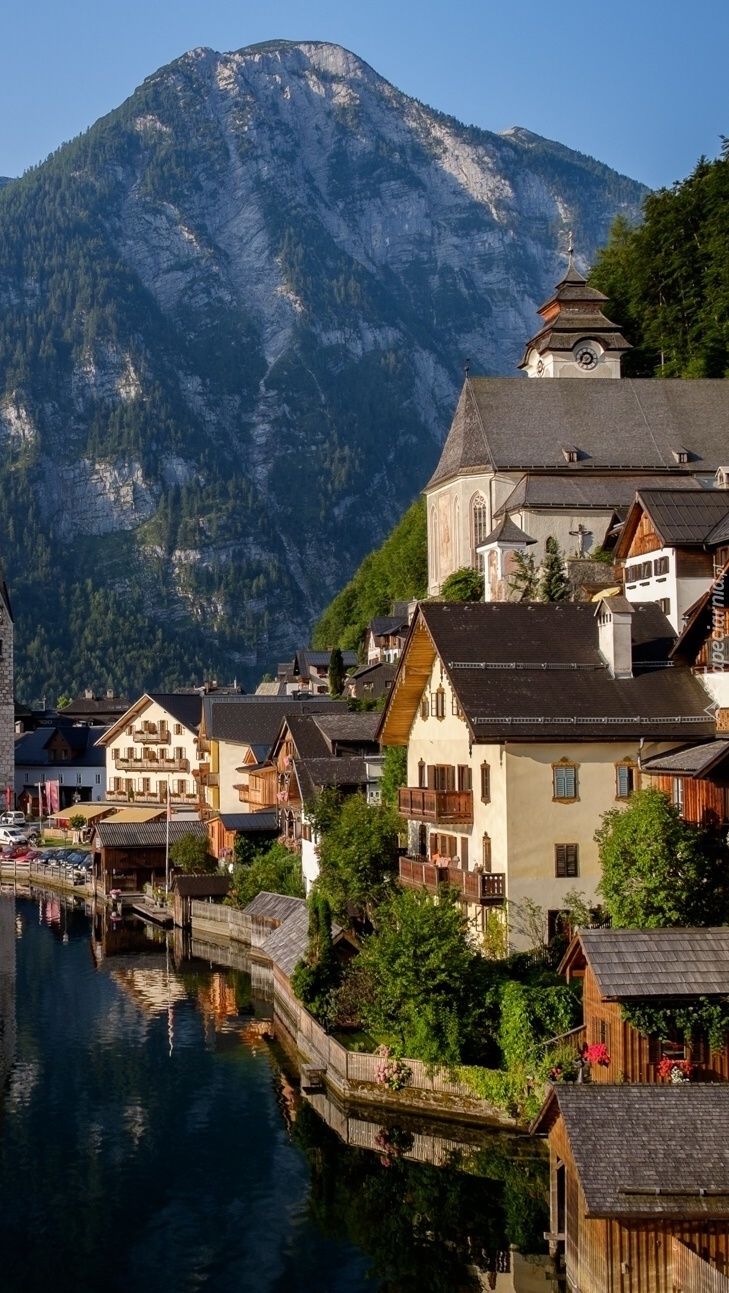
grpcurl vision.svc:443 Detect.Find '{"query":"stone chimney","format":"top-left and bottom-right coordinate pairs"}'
top-left (84, 688), bottom-right (93, 699)
top-left (595, 596), bottom-right (634, 679)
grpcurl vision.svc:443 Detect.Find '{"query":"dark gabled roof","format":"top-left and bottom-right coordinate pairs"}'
top-left (616, 488), bottom-right (729, 557)
top-left (95, 820), bottom-right (208, 849)
top-left (147, 693), bottom-right (202, 732)
top-left (173, 875), bottom-right (230, 898)
top-left (63, 695), bottom-right (130, 718)
top-left (641, 740), bottom-right (729, 778)
top-left (295, 757), bottom-right (368, 803)
top-left (564, 927), bottom-right (729, 999)
top-left (280, 713), bottom-right (332, 760)
top-left (14, 723), bottom-right (110, 768)
top-left (427, 378), bottom-right (729, 489)
top-left (671, 563), bottom-right (729, 664)
top-left (378, 601), bottom-right (716, 744)
top-left (477, 515), bottom-right (536, 547)
top-left (294, 649), bottom-right (358, 673)
top-left (260, 901), bottom-right (344, 978)
top-left (348, 661), bottom-right (397, 680)
top-left (312, 712), bottom-right (381, 744)
top-left (498, 473), bottom-right (702, 516)
top-left (217, 812), bottom-right (278, 832)
top-left (533, 1085), bottom-right (729, 1218)
top-left (242, 892), bottom-right (307, 922)
top-left (369, 616), bottom-right (409, 637)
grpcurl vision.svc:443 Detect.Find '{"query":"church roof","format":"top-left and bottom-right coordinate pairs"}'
top-left (497, 473), bottom-right (702, 515)
top-left (426, 378), bottom-right (729, 489)
top-left (519, 259), bottom-right (631, 366)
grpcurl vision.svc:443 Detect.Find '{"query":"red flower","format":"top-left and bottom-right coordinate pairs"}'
top-left (582, 1043), bottom-right (611, 1067)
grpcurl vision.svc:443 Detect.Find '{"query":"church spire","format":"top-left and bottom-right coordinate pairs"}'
top-left (519, 243), bottom-right (631, 378)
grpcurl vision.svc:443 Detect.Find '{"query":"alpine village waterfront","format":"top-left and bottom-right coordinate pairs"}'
top-left (3, 42), bottom-right (729, 1293)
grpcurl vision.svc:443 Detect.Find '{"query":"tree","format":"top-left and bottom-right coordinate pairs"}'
top-left (359, 887), bottom-right (490, 1065)
top-left (538, 537), bottom-right (571, 602)
top-left (378, 746), bottom-right (407, 807)
top-left (56, 694), bottom-right (71, 709)
top-left (69, 814), bottom-right (86, 831)
top-left (440, 566), bottom-right (484, 602)
top-left (595, 788), bottom-right (729, 927)
top-left (328, 647), bottom-right (346, 697)
top-left (169, 831), bottom-right (218, 874)
top-left (315, 793), bottom-right (401, 922)
top-left (291, 891), bottom-right (338, 1022)
top-left (228, 841), bottom-right (305, 907)
top-left (508, 550), bottom-right (539, 600)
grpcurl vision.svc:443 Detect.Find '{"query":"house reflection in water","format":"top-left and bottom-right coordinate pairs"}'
top-left (533, 1084), bottom-right (729, 1293)
top-left (0, 892), bottom-right (15, 1090)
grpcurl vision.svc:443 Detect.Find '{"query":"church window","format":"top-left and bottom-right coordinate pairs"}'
top-left (452, 499), bottom-right (461, 568)
top-left (429, 506), bottom-right (439, 584)
top-left (470, 494), bottom-right (489, 565)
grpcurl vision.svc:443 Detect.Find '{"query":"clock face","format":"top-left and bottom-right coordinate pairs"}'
top-left (576, 346), bottom-right (598, 371)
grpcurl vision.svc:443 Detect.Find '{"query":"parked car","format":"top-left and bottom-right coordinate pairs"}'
top-left (0, 828), bottom-right (29, 846)
top-left (0, 811), bottom-right (26, 826)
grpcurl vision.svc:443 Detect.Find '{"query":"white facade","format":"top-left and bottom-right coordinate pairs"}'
top-left (622, 545), bottom-right (712, 633)
top-left (522, 336), bottom-right (622, 380)
top-left (99, 697), bottom-right (201, 809)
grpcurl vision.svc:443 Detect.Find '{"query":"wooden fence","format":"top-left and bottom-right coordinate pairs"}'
top-left (673, 1239), bottom-right (729, 1293)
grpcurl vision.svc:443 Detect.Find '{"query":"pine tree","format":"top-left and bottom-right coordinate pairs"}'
top-left (328, 647), bottom-right (346, 696)
top-left (508, 551), bottom-right (539, 601)
top-left (539, 537), bottom-right (571, 602)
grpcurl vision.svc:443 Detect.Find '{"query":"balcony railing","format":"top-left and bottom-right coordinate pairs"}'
top-left (133, 728), bottom-right (170, 744)
top-left (114, 756), bottom-right (189, 772)
top-left (398, 856), bottom-right (505, 903)
top-left (397, 787), bottom-right (473, 825)
top-left (107, 789), bottom-right (198, 804)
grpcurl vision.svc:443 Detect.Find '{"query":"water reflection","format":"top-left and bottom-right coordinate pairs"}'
top-left (0, 893), bottom-right (551, 1293)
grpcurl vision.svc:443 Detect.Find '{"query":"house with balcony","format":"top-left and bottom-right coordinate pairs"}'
top-left (286, 649), bottom-right (359, 696)
top-left (197, 696), bottom-right (345, 816)
top-left (559, 927), bottom-right (729, 1084)
top-left (614, 487), bottom-right (729, 631)
top-left (376, 598), bottom-right (717, 949)
top-left (96, 694), bottom-right (203, 810)
top-left (365, 610), bottom-right (411, 664)
top-left (532, 1084), bottom-right (729, 1293)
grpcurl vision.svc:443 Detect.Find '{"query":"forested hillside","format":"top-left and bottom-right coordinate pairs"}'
top-left (312, 499), bottom-right (426, 649)
top-left (0, 40), bottom-right (645, 701)
top-left (590, 142), bottom-right (729, 376)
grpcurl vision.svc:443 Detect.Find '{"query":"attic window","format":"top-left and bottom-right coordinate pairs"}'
top-left (671, 447), bottom-right (689, 465)
top-left (560, 444), bottom-right (579, 464)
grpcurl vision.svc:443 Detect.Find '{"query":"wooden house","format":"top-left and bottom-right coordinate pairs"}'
top-left (560, 928), bottom-right (729, 1083)
top-left (93, 819), bottom-right (209, 894)
top-left (206, 811), bottom-right (278, 861)
top-left (641, 738), bottom-right (729, 827)
top-left (532, 1084), bottom-right (729, 1293)
top-left (173, 874), bottom-right (230, 928)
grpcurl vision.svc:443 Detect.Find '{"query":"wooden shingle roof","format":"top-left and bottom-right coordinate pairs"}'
top-left (95, 820), bottom-right (208, 849)
top-left (563, 927), bottom-right (729, 999)
top-left (173, 875), bottom-right (230, 898)
top-left (533, 1085), bottom-right (729, 1218)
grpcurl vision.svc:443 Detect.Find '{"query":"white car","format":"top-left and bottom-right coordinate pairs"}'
top-left (0, 812), bottom-right (26, 826)
top-left (0, 827), bottom-right (29, 845)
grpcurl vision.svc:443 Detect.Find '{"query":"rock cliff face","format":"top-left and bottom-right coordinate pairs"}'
top-left (0, 41), bottom-right (646, 697)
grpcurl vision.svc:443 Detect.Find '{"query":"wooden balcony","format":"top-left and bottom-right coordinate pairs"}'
top-left (133, 728), bottom-right (170, 744)
top-left (248, 766), bottom-right (278, 809)
top-left (114, 756), bottom-right (189, 772)
top-left (398, 856), bottom-right (505, 903)
top-left (397, 787), bottom-right (473, 825)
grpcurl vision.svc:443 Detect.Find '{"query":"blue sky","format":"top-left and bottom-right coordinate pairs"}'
top-left (2, 0), bottom-right (727, 189)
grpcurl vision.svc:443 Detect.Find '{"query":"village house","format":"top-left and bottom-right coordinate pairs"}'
top-left (96, 694), bottom-right (202, 809)
top-left (377, 598), bottom-right (716, 949)
top-left (92, 818), bottom-right (209, 894)
top-left (559, 927), bottom-right (729, 1084)
top-left (15, 719), bottom-right (108, 811)
top-left (283, 648), bottom-right (359, 696)
top-left (197, 695), bottom-right (344, 816)
top-left (365, 609), bottom-right (411, 664)
top-left (532, 1084), bottom-right (729, 1293)
top-left (60, 690), bottom-right (131, 726)
top-left (425, 259), bottom-right (729, 596)
top-left (345, 660), bottom-right (397, 702)
top-left (206, 810), bottom-right (278, 862)
top-left (614, 488), bottom-right (729, 631)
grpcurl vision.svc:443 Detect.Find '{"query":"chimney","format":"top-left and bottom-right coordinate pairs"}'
top-left (84, 688), bottom-right (93, 699)
top-left (106, 689), bottom-right (114, 699)
top-left (595, 596), bottom-right (634, 679)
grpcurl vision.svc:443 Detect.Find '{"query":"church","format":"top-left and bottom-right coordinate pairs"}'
top-left (425, 256), bottom-right (729, 597)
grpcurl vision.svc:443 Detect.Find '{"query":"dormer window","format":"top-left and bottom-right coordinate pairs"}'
top-left (671, 447), bottom-right (689, 465)
top-left (560, 444), bottom-right (579, 463)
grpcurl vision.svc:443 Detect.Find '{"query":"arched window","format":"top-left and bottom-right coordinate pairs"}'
top-left (429, 505), bottom-right (439, 585)
top-left (452, 498), bottom-right (461, 569)
top-left (470, 493), bottom-right (489, 566)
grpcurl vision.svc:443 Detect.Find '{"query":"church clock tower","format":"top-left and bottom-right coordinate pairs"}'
top-left (519, 248), bottom-right (631, 378)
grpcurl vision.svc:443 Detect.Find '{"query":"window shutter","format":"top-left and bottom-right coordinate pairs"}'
top-left (427, 765), bottom-right (436, 790)
top-left (554, 765), bottom-right (576, 799)
top-left (460, 837), bottom-right (468, 870)
top-left (482, 835), bottom-right (492, 871)
top-left (480, 763), bottom-right (490, 802)
top-left (418, 760), bottom-right (426, 789)
top-left (445, 765), bottom-right (456, 792)
top-left (555, 844), bottom-right (578, 877)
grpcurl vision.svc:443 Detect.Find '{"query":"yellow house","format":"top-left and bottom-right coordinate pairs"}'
top-left (377, 598), bottom-right (716, 950)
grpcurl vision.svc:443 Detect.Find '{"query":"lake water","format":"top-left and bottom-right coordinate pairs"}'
top-left (0, 891), bottom-right (551, 1292)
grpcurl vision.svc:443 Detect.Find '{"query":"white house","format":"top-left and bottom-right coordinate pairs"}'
top-left (96, 694), bottom-right (203, 810)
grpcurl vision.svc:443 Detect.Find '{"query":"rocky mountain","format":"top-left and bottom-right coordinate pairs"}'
top-left (0, 40), bottom-right (646, 700)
